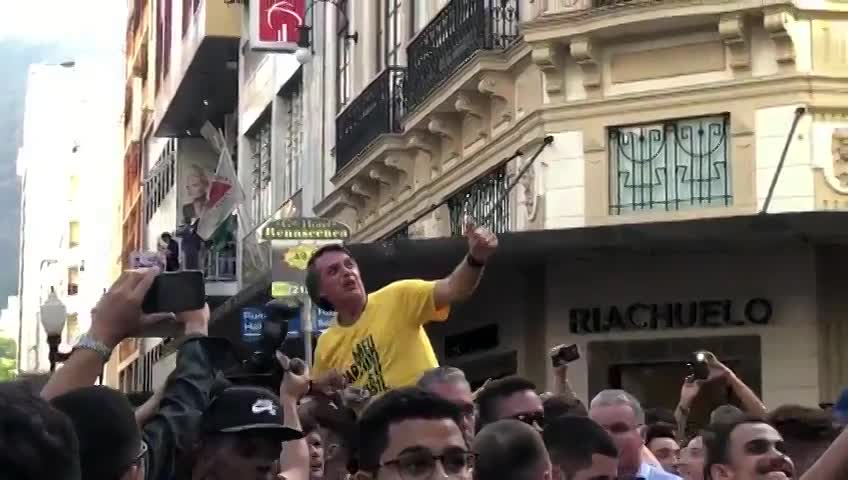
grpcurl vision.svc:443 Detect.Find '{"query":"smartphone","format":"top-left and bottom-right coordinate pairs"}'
top-left (689, 351), bottom-right (710, 380)
top-left (551, 344), bottom-right (580, 367)
top-left (142, 270), bottom-right (206, 314)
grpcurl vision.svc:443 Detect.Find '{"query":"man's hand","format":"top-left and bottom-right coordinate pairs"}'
top-left (90, 268), bottom-right (173, 348)
top-left (703, 351), bottom-right (733, 382)
top-left (177, 304), bottom-right (210, 337)
top-left (679, 375), bottom-right (703, 408)
top-left (277, 353), bottom-right (311, 401)
top-left (311, 369), bottom-right (348, 397)
top-left (465, 220), bottom-right (498, 263)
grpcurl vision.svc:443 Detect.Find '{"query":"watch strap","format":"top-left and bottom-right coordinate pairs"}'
top-left (73, 332), bottom-right (113, 362)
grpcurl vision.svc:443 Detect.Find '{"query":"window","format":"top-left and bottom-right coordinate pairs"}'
top-left (68, 221), bottom-right (81, 248)
top-left (249, 118), bottom-right (273, 225)
top-left (65, 313), bottom-right (79, 343)
top-left (143, 139), bottom-right (178, 223)
top-left (67, 267), bottom-right (80, 297)
top-left (182, 0), bottom-right (191, 36)
top-left (378, 0), bottom-right (407, 70)
top-left (278, 82), bottom-right (303, 203)
top-left (608, 114), bottom-right (732, 214)
top-left (447, 166), bottom-right (512, 235)
top-left (69, 175), bottom-right (79, 199)
top-left (336, 0), bottom-right (352, 109)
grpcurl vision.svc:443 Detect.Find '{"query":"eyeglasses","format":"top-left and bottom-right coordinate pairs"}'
top-left (511, 412), bottom-right (545, 429)
top-left (381, 449), bottom-right (476, 479)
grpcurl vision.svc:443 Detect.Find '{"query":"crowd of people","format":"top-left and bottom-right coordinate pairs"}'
top-left (2, 222), bottom-right (848, 480)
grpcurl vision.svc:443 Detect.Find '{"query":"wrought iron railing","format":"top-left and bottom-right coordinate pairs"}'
top-left (336, 67), bottom-right (406, 172)
top-left (447, 166), bottom-right (512, 235)
top-left (406, 0), bottom-right (520, 114)
top-left (608, 114), bottom-right (732, 214)
top-left (203, 250), bottom-right (237, 281)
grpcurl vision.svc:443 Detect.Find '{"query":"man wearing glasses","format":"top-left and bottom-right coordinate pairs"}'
top-left (475, 376), bottom-right (545, 432)
top-left (354, 387), bottom-right (475, 480)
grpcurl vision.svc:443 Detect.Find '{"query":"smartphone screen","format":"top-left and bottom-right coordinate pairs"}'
top-left (142, 271), bottom-right (206, 314)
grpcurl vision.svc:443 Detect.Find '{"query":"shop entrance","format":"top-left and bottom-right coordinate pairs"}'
top-left (587, 335), bottom-right (761, 431)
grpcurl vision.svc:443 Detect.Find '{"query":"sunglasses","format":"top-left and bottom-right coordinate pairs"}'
top-left (382, 449), bottom-right (476, 479)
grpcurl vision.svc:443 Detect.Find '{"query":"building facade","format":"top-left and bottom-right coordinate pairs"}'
top-left (17, 59), bottom-right (124, 375)
top-left (309, 0), bottom-right (848, 410)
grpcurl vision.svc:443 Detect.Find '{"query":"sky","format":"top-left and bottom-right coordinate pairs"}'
top-left (0, 0), bottom-right (126, 45)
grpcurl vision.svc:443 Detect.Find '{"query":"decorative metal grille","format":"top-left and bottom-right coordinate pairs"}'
top-left (447, 166), bottom-right (512, 235)
top-left (608, 114), bottom-right (732, 214)
top-left (281, 83), bottom-right (303, 201)
top-left (336, 67), bottom-right (406, 171)
top-left (405, 0), bottom-right (519, 113)
top-left (143, 139), bottom-right (177, 223)
top-left (250, 120), bottom-right (273, 224)
top-left (383, 226), bottom-right (409, 242)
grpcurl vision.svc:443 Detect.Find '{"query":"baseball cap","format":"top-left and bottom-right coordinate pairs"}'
top-left (200, 385), bottom-right (304, 441)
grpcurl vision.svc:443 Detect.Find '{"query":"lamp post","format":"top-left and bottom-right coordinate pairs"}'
top-left (294, 0), bottom-right (358, 64)
top-left (40, 287), bottom-right (71, 372)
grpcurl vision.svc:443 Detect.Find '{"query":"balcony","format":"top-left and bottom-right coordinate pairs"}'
top-left (447, 165), bottom-right (513, 235)
top-left (405, 0), bottom-right (520, 114)
top-left (608, 114), bottom-right (732, 215)
top-left (336, 67), bottom-right (407, 172)
top-left (203, 250), bottom-right (236, 281)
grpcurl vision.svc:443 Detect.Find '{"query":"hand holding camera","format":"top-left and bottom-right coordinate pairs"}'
top-left (276, 352), bottom-right (311, 401)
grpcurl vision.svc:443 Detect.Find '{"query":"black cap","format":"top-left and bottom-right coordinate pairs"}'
top-left (201, 386), bottom-right (304, 441)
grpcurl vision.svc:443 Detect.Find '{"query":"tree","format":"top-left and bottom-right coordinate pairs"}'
top-left (0, 337), bottom-right (17, 381)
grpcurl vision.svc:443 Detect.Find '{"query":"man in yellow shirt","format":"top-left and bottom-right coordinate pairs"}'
top-left (306, 222), bottom-right (498, 395)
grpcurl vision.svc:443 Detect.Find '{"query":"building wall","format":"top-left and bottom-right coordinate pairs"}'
top-left (545, 248), bottom-right (820, 408)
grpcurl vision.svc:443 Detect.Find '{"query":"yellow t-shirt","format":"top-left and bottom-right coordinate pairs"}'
top-left (312, 279), bottom-right (449, 394)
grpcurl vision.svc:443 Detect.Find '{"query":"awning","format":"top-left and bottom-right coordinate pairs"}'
top-left (211, 211), bottom-right (848, 326)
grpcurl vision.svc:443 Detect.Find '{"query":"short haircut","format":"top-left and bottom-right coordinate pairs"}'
top-left (645, 407), bottom-right (677, 426)
top-left (645, 422), bottom-right (678, 446)
top-left (51, 386), bottom-right (141, 480)
top-left (768, 404), bottom-right (842, 476)
top-left (418, 366), bottom-right (469, 390)
top-left (356, 387), bottom-right (464, 473)
top-left (473, 420), bottom-right (549, 480)
top-left (710, 404), bottom-right (745, 425)
top-left (475, 376), bottom-right (537, 427)
top-left (543, 394), bottom-right (588, 419)
top-left (703, 416), bottom-right (766, 478)
top-left (161, 232), bottom-right (172, 240)
top-left (590, 389), bottom-right (645, 424)
top-left (0, 382), bottom-right (80, 480)
top-left (305, 243), bottom-right (354, 310)
top-left (544, 416), bottom-right (618, 475)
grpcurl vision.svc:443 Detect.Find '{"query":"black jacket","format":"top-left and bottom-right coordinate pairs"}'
top-left (141, 336), bottom-right (224, 480)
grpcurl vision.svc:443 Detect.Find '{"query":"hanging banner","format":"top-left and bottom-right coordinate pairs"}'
top-left (249, 0), bottom-right (307, 52)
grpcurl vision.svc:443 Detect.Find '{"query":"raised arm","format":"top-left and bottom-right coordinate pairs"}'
top-left (434, 221), bottom-right (498, 308)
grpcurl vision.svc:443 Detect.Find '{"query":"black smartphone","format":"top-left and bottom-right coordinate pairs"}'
top-left (689, 351), bottom-right (710, 380)
top-left (551, 344), bottom-right (580, 367)
top-left (142, 270), bottom-right (206, 314)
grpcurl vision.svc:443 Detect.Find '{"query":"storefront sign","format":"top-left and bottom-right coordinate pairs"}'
top-left (240, 307), bottom-right (266, 343)
top-left (569, 298), bottom-right (772, 334)
top-left (249, 0), bottom-right (307, 52)
top-left (262, 217), bottom-right (350, 241)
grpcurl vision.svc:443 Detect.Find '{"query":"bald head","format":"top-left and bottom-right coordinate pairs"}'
top-left (473, 420), bottom-right (551, 480)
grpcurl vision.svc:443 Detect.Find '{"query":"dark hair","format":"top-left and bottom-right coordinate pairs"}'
top-left (0, 382), bottom-right (80, 480)
top-left (51, 386), bottom-right (141, 480)
top-left (543, 394), bottom-right (588, 419)
top-left (768, 404), bottom-right (842, 476)
top-left (645, 422), bottom-right (677, 446)
top-left (645, 407), bottom-right (677, 427)
top-left (543, 416), bottom-right (618, 475)
top-left (703, 416), bottom-right (766, 479)
top-left (475, 376), bottom-right (537, 427)
top-left (305, 243), bottom-right (354, 311)
top-left (473, 419), bottom-right (549, 480)
top-left (161, 232), bottom-right (172, 240)
top-left (356, 387), bottom-right (464, 473)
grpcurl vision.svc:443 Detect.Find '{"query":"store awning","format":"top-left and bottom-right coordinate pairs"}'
top-left (348, 211), bottom-right (848, 276)
top-left (211, 211), bottom-right (848, 326)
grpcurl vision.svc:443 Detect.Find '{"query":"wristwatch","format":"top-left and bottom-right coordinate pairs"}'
top-left (73, 332), bottom-right (113, 363)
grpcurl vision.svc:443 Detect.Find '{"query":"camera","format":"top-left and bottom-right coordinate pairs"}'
top-left (226, 298), bottom-right (319, 390)
top-left (687, 350), bottom-right (711, 381)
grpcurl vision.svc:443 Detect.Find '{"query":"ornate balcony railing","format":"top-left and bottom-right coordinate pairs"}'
top-left (336, 67), bottom-right (406, 172)
top-left (447, 166), bottom-right (512, 236)
top-left (608, 114), bottom-right (732, 215)
top-left (203, 250), bottom-right (237, 281)
top-left (406, 0), bottom-right (520, 114)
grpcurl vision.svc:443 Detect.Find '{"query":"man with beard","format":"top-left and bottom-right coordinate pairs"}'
top-left (704, 417), bottom-right (795, 480)
top-left (589, 390), bottom-right (681, 480)
top-left (306, 222), bottom-right (498, 395)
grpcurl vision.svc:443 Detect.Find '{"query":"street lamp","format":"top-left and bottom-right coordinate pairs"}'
top-left (294, 0), bottom-right (358, 64)
top-left (40, 287), bottom-right (71, 372)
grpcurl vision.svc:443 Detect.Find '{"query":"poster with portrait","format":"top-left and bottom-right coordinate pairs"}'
top-left (175, 139), bottom-right (219, 228)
